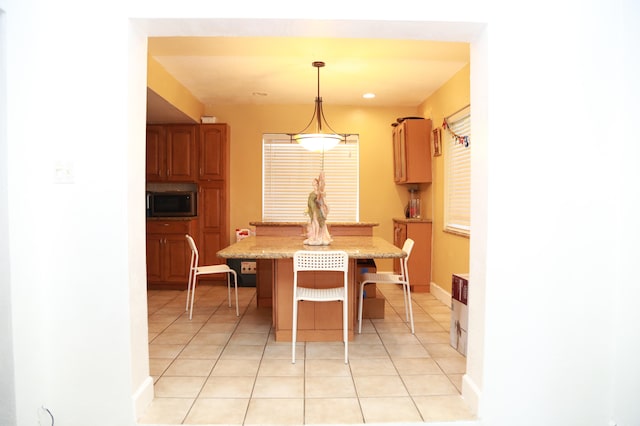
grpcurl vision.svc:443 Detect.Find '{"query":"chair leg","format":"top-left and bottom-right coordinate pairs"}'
top-left (226, 273), bottom-right (231, 308)
top-left (405, 283), bottom-right (415, 334)
top-left (189, 275), bottom-right (198, 320)
top-left (292, 299), bottom-right (298, 364)
top-left (231, 271), bottom-right (239, 316)
top-left (343, 298), bottom-right (348, 364)
top-left (185, 270), bottom-right (193, 313)
top-left (401, 283), bottom-right (410, 322)
top-left (358, 282), bottom-right (366, 334)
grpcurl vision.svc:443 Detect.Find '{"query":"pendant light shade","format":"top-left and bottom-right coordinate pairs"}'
top-left (291, 61), bottom-right (346, 152)
top-left (294, 133), bottom-right (342, 152)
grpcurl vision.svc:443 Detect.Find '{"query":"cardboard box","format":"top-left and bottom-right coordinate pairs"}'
top-left (357, 259), bottom-right (377, 298)
top-left (450, 273), bottom-right (469, 356)
top-left (362, 291), bottom-right (385, 319)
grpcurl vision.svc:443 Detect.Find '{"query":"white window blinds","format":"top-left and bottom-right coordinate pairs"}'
top-left (262, 134), bottom-right (359, 222)
top-left (444, 106), bottom-right (471, 236)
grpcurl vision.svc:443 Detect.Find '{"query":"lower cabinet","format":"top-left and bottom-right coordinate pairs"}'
top-left (146, 220), bottom-right (197, 289)
top-left (393, 219), bottom-right (432, 292)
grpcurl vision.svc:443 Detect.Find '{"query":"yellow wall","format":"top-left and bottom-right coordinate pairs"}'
top-left (147, 59), bottom-right (470, 289)
top-left (204, 104), bottom-right (419, 271)
top-left (147, 54), bottom-right (204, 122)
top-left (419, 64), bottom-right (471, 293)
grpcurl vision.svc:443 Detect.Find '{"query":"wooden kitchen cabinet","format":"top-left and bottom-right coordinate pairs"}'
top-left (393, 219), bottom-right (432, 292)
top-left (146, 124), bottom-right (197, 182)
top-left (145, 122), bottom-right (230, 287)
top-left (146, 220), bottom-right (196, 289)
top-left (393, 118), bottom-right (432, 184)
top-left (199, 124), bottom-right (228, 181)
top-left (196, 123), bottom-right (230, 281)
top-left (198, 181), bottom-right (229, 276)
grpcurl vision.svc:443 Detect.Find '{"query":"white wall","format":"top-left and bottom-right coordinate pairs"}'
top-left (3, 1), bottom-right (142, 424)
top-left (2, 1), bottom-right (639, 426)
top-left (0, 6), bottom-right (17, 426)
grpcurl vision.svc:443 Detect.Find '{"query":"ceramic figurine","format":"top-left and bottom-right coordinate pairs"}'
top-left (304, 171), bottom-right (332, 246)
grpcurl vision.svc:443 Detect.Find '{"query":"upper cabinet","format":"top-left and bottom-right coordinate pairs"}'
top-left (146, 124), bottom-right (197, 182)
top-left (392, 118), bottom-right (432, 184)
top-left (198, 124), bottom-right (229, 181)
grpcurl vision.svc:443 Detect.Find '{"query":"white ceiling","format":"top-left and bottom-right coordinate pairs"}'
top-left (146, 36), bottom-right (469, 123)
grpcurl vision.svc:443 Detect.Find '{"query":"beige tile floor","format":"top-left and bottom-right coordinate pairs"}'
top-left (140, 283), bottom-right (475, 425)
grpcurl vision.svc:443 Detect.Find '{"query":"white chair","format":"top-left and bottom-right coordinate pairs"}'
top-left (292, 250), bottom-right (349, 364)
top-left (358, 238), bottom-right (415, 334)
top-left (185, 234), bottom-right (239, 320)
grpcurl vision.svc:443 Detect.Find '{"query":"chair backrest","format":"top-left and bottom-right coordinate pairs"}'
top-left (185, 234), bottom-right (199, 268)
top-left (294, 250), bottom-right (349, 273)
top-left (400, 238), bottom-right (415, 280)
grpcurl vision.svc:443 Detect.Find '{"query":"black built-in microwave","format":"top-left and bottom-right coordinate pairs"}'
top-left (147, 191), bottom-right (197, 217)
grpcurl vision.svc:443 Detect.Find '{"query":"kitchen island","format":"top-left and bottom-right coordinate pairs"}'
top-left (217, 234), bottom-right (405, 342)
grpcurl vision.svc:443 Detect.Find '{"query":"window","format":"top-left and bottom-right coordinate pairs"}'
top-left (262, 134), bottom-right (359, 222)
top-left (444, 106), bottom-right (471, 236)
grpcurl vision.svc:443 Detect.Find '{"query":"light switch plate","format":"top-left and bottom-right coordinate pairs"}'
top-left (54, 160), bottom-right (75, 184)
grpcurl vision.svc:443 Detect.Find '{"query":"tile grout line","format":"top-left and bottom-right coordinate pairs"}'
top-left (151, 287), bottom-right (252, 425)
top-left (240, 300), bottom-right (270, 426)
top-left (145, 285), bottom-right (466, 425)
top-left (372, 291), bottom-right (426, 424)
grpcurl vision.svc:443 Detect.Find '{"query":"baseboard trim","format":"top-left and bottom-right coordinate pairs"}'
top-left (132, 375), bottom-right (154, 420)
top-left (462, 372), bottom-right (481, 417)
top-left (430, 281), bottom-right (451, 306)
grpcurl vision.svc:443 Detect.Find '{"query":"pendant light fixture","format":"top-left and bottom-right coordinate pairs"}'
top-left (291, 61), bottom-right (346, 152)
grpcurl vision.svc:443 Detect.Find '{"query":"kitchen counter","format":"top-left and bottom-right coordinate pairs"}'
top-left (217, 234), bottom-right (404, 341)
top-left (249, 221), bottom-right (379, 237)
top-left (393, 217), bottom-right (433, 223)
top-left (217, 235), bottom-right (404, 259)
top-left (249, 221), bottom-right (379, 227)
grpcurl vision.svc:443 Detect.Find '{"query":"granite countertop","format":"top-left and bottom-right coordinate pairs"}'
top-left (393, 217), bottom-right (433, 223)
top-left (217, 235), bottom-right (404, 259)
top-left (250, 221), bottom-right (379, 227)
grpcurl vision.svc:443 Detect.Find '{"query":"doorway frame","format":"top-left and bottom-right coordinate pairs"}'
top-left (129, 17), bottom-right (489, 422)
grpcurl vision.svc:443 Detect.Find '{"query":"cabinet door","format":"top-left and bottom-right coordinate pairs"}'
top-left (146, 125), bottom-right (166, 181)
top-left (199, 182), bottom-right (226, 267)
top-left (404, 119), bottom-right (432, 183)
top-left (164, 234), bottom-right (190, 284)
top-left (393, 222), bottom-right (407, 274)
top-left (393, 125), bottom-right (407, 183)
top-left (146, 234), bottom-right (163, 282)
top-left (406, 222), bottom-right (432, 292)
top-left (146, 220), bottom-right (194, 287)
top-left (199, 124), bottom-right (227, 181)
top-left (166, 125), bottom-right (196, 181)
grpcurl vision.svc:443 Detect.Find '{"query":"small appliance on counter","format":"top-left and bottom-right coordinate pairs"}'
top-left (404, 187), bottom-right (421, 219)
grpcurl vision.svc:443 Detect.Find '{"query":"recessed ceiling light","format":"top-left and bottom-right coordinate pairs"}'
top-left (362, 93), bottom-right (376, 99)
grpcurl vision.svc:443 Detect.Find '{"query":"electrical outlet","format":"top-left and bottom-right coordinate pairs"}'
top-left (241, 261), bottom-right (257, 275)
